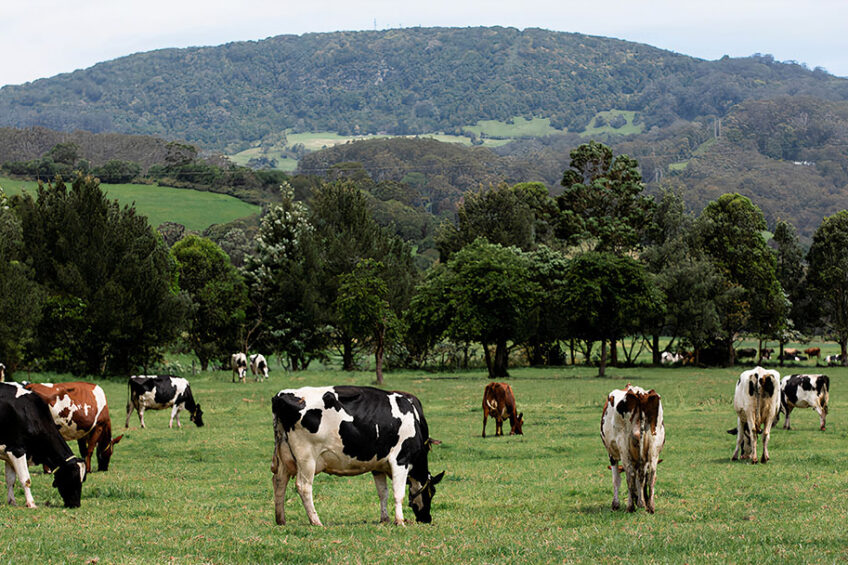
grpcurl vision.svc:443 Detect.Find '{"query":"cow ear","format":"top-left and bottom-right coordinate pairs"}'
top-left (431, 471), bottom-right (445, 485)
top-left (112, 434), bottom-right (124, 445)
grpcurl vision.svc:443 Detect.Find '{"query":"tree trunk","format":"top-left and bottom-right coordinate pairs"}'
top-left (757, 337), bottom-right (763, 364)
top-left (483, 343), bottom-right (493, 377)
top-left (652, 334), bottom-right (661, 365)
top-left (841, 339), bottom-right (847, 366)
top-left (492, 337), bottom-right (510, 378)
top-left (342, 335), bottom-right (354, 371)
top-left (610, 339), bottom-right (618, 367)
top-left (598, 340), bottom-right (608, 377)
top-left (569, 339), bottom-right (575, 365)
top-left (374, 327), bottom-right (385, 385)
top-left (779, 340), bottom-right (785, 367)
top-left (199, 357), bottom-right (209, 371)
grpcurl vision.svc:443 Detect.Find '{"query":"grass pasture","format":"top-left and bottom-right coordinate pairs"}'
top-left (0, 177), bottom-right (260, 232)
top-left (3, 363), bottom-right (848, 563)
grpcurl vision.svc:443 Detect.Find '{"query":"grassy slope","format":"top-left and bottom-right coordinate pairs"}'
top-left (0, 177), bottom-right (260, 232)
top-left (2, 357), bottom-right (847, 563)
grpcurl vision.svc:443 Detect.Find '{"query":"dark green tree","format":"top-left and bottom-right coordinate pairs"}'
top-left (807, 211), bottom-right (848, 364)
top-left (408, 238), bottom-right (539, 378)
top-left (0, 187), bottom-right (43, 372)
top-left (771, 220), bottom-right (809, 360)
top-left (47, 142), bottom-right (79, 166)
top-left (560, 252), bottom-right (661, 377)
top-left (172, 235), bottom-right (249, 370)
top-left (694, 193), bottom-right (785, 364)
top-left (334, 259), bottom-right (398, 384)
top-left (557, 141), bottom-right (654, 253)
top-left (13, 176), bottom-right (187, 374)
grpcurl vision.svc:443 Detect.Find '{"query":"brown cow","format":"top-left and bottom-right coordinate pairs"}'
top-left (804, 347), bottom-right (821, 360)
top-left (482, 382), bottom-right (523, 437)
top-left (784, 348), bottom-right (800, 356)
top-left (25, 382), bottom-right (122, 473)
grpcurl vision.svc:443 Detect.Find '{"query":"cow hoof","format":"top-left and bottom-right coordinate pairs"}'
top-left (26, 501), bottom-right (36, 508)
top-left (731, 455), bottom-right (738, 461)
top-left (611, 501), bottom-right (620, 511)
top-left (751, 458), bottom-right (758, 464)
top-left (821, 426), bottom-right (826, 431)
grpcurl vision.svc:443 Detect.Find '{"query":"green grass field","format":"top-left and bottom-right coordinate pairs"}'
top-left (1, 177), bottom-right (260, 232)
top-left (581, 110), bottom-right (642, 138)
top-left (3, 356), bottom-right (847, 563)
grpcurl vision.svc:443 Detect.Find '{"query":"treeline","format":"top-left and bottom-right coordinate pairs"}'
top-left (0, 27), bottom-right (844, 149)
top-left (3, 143), bottom-right (847, 382)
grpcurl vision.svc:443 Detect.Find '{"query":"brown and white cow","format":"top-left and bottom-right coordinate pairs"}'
top-left (482, 382), bottom-right (523, 437)
top-left (732, 367), bottom-right (780, 464)
top-left (804, 347), bottom-right (821, 360)
top-left (780, 374), bottom-right (829, 431)
top-left (600, 385), bottom-right (665, 513)
top-left (25, 382), bottom-right (123, 473)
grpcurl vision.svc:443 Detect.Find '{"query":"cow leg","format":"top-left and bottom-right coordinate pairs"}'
top-left (294, 461), bottom-right (322, 526)
top-left (272, 467), bottom-right (291, 525)
top-left (815, 403), bottom-right (826, 431)
top-left (78, 437), bottom-right (94, 474)
top-left (746, 417), bottom-right (758, 464)
top-left (373, 472), bottom-right (390, 523)
top-left (624, 466), bottom-right (638, 512)
top-left (169, 405), bottom-right (182, 429)
top-left (138, 406), bottom-right (146, 429)
top-left (644, 467), bottom-right (657, 514)
top-left (482, 411), bottom-right (488, 438)
top-left (389, 466), bottom-right (408, 525)
top-left (495, 418), bottom-right (503, 437)
top-left (731, 418), bottom-right (743, 460)
top-left (125, 402), bottom-right (134, 428)
top-left (783, 406), bottom-right (793, 430)
top-left (610, 458), bottom-right (621, 510)
top-left (7, 454), bottom-right (35, 508)
top-left (761, 425), bottom-right (772, 463)
top-left (5, 462), bottom-right (16, 506)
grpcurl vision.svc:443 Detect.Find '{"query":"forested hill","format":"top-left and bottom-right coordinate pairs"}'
top-left (2, 26), bottom-right (847, 150)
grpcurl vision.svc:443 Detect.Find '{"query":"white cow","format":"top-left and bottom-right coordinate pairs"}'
top-left (250, 353), bottom-right (269, 381)
top-left (600, 384), bottom-right (665, 513)
top-left (780, 374), bottom-right (829, 431)
top-left (732, 367), bottom-right (780, 464)
top-left (231, 353), bottom-right (248, 383)
top-left (660, 351), bottom-right (682, 365)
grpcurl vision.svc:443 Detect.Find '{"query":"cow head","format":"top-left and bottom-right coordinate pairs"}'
top-left (97, 434), bottom-right (123, 471)
top-left (53, 457), bottom-right (86, 508)
top-left (408, 471), bottom-right (445, 523)
top-left (512, 412), bottom-right (524, 435)
top-left (191, 403), bottom-right (204, 427)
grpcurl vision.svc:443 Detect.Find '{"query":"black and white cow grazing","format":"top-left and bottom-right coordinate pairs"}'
top-left (780, 374), bottom-right (830, 431)
top-left (271, 386), bottom-right (444, 526)
top-left (250, 353), bottom-right (269, 381)
top-left (125, 375), bottom-right (204, 429)
top-left (732, 367), bottom-right (780, 464)
top-left (0, 382), bottom-right (86, 508)
top-left (232, 353), bottom-right (248, 383)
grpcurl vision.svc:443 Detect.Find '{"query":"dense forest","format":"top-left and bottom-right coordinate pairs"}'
top-left (1, 27), bottom-right (847, 151)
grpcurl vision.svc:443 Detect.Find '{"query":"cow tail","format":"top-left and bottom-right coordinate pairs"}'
top-left (126, 378), bottom-right (131, 414)
top-left (821, 375), bottom-right (830, 413)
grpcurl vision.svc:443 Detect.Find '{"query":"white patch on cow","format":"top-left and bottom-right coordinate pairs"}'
top-left (375, 423), bottom-right (380, 439)
top-left (1, 383), bottom-right (32, 398)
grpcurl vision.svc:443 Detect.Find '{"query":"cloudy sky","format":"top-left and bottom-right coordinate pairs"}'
top-left (2, 0), bottom-right (846, 87)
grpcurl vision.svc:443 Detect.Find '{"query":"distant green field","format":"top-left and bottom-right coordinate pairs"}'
top-left (0, 177), bottom-right (260, 232)
top-left (463, 116), bottom-right (562, 139)
top-left (582, 110), bottom-right (642, 137)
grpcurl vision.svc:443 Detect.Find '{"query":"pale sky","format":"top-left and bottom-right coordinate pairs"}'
top-left (2, 0), bottom-right (847, 87)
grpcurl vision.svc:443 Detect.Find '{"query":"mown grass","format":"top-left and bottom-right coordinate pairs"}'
top-left (3, 358), bottom-right (847, 564)
top-left (581, 110), bottom-right (642, 138)
top-left (0, 177), bottom-right (260, 231)
top-left (463, 116), bottom-right (562, 139)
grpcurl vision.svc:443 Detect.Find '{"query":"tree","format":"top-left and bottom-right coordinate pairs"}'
top-left (172, 235), bottom-right (249, 370)
top-left (242, 184), bottom-right (328, 370)
top-left (807, 211), bottom-right (848, 364)
top-left (408, 238), bottom-right (539, 378)
top-left (694, 193), bottom-right (785, 364)
top-left (13, 175), bottom-right (187, 374)
top-left (771, 220), bottom-right (809, 361)
top-left (334, 259), bottom-right (398, 384)
top-left (560, 252), bottom-right (661, 377)
top-left (47, 142), bottom-right (79, 166)
top-left (557, 141), bottom-right (654, 253)
top-left (0, 186), bottom-right (43, 372)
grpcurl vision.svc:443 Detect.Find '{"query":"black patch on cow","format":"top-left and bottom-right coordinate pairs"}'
top-left (322, 391), bottom-right (343, 411)
top-left (761, 377), bottom-right (775, 397)
top-left (272, 393), bottom-right (306, 432)
top-left (816, 376), bottom-right (829, 394)
top-left (783, 379), bottom-right (799, 405)
top-left (302, 409), bottom-right (323, 433)
top-left (394, 392), bottom-right (415, 415)
top-left (334, 386), bottom-right (403, 462)
top-left (615, 399), bottom-right (630, 416)
top-left (748, 380), bottom-right (756, 396)
top-left (153, 377), bottom-right (178, 405)
top-left (800, 377), bottom-right (813, 391)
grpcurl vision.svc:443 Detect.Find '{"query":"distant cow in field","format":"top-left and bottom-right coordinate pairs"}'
top-left (783, 348), bottom-right (801, 357)
top-left (125, 375), bottom-right (204, 429)
top-left (271, 386), bottom-right (444, 525)
top-left (25, 382), bottom-right (123, 473)
top-left (804, 347), bottom-right (821, 360)
top-left (731, 367), bottom-right (780, 464)
top-left (232, 353), bottom-right (248, 383)
top-left (0, 382), bottom-right (87, 508)
top-left (660, 351), bottom-right (682, 365)
top-left (826, 354), bottom-right (843, 365)
top-left (736, 348), bottom-right (757, 361)
top-left (601, 385), bottom-right (665, 513)
top-left (760, 348), bottom-right (774, 360)
top-left (780, 374), bottom-right (829, 431)
top-left (482, 382), bottom-right (523, 437)
top-left (250, 354), bottom-right (269, 381)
